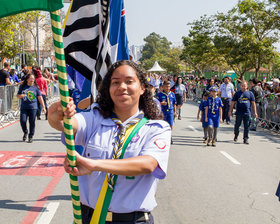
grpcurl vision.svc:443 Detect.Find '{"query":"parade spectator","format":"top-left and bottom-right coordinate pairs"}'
top-left (249, 78), bottom-right (262, 131)
top-left (170, 74), bottom-right (177, 93)
top-left (197, 91), bottom-right (209, 143)
top-left (174, 77), bottom-right (186, 120)
top-left (34, 69), bottom-right (48, 120)
top-left (272, 78), bottom-right (279, 91)
top-left (219, 76), bottom-right (235, 124)
top-left (48, 60), bottom-right (170, 224)
top-left (17, 73), bottom-right (46, 143)
top-left (157, 80), bottom-right (177, 144)
top-left (206, 78), bottom-right (215, 91)
top-left (19, 64), bottom-right (27, 80)
top-left (205, 86), bottom-right (223, 147)
top-left (146, 76), bottom-right (162, 115)
top-left (0, 62), bottom-right (12, 86)
top-left (229, 80), bottom-right (257, 144)
top-left (9, 68), bottom-right (21, 84)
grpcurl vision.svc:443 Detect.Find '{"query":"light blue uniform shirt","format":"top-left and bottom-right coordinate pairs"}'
top-left (219, 83), bottom-right (234, 99)
top-left (74, 106), bottom-right (171, 213)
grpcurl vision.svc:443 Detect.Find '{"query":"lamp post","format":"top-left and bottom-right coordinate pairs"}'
top-left (36, 17), bottom-right (40, 67)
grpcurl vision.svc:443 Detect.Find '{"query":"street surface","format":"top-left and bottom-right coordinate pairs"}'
top-left (0, 100), bottom-right (279, 224)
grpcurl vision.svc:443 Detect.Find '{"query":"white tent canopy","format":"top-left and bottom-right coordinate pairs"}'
top-left (148, 61), bottom-right (165, 72)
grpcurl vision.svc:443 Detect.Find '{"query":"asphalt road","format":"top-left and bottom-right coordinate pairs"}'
top-left (0, 100), bottom-right (279, 224)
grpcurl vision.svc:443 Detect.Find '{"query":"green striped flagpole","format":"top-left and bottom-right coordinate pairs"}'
top-left (50, 10), bottom-right (82, 224)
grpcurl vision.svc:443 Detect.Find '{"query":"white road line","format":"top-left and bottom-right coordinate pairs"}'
top-left (220, 151), bottom-right (241, 165)
top-left (188, 125), bottom-right (198, 132)
top-left (36, 202), bottom-right (60, 224)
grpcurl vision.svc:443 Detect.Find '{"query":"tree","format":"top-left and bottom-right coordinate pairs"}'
top-left (181, 15), bottom-right (225, 75)
top-left (140, 32), bottom-right (171, 62)
top-left (214, 11), bottom-right (253, 79)
top-left (235, 0), bottom-right (279, 78)
top-left (0, 14), bottom-right (25, 59)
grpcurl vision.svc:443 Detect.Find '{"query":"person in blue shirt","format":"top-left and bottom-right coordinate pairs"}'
top-left (205, 86), bottom-right (223, 147)
top-left (229, 80), bottom-right (257, 144)
top-left (17, 73), bottom-right (46, 143)
top-left (157, 81), bottom-right (177, 144)
top-left (197, 91), bottom-right (209, 143)
top-left (9, 69), bottom-right (21, 84)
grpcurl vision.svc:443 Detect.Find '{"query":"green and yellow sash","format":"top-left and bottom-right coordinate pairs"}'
top-left (90, 117), bottom-right (149, 224)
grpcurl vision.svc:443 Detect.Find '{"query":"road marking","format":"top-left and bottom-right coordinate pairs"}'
top-left (188, 125), bottom-right (198, 132)
top-left (220, 151), bottom-right (241, 165)
top-left (36, 202), bottom-right (60, 224)
top-left (262, 192), bottom-right (269, 195)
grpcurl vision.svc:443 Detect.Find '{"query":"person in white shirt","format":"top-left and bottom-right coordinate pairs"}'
top-left (219, 76), bottom-right (235, 124)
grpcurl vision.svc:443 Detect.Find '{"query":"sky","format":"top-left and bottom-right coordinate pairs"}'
top-left (124, 0), bottom-right (239, 46)
top-left (63, 0), bottom-right (240, 47)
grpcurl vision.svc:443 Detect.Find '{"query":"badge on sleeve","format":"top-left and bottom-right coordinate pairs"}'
top-left (154, 139), bottom-right (167, 150)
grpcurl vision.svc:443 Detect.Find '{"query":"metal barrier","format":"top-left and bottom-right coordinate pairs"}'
top-left (0, 82), bottom-right (59, 127)
top-left (192, 86), bottom-right (280, 134)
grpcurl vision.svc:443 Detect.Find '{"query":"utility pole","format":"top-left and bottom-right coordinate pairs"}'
top-left (22, 34), bottom-right (25, 65)
top-left (36, 17), bottom-right (40, 67)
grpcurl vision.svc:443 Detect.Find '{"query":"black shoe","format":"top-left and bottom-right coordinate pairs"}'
top-left (234, 136), bottom-right (238, 142)
top-left (178, 116), bottom-right (181, 120)
top-left (28, 138), bottom-right (33, 143)
top-left (37, 116), bottom-right (41, 120)
top-left (171, 138), bottom-right (173, 145)
top-left (23, 133), bottom-right (27, 142)
top-left (250, 128), bottom-right (256, 131)
top-left (243, 139), bottom-right (249, 144)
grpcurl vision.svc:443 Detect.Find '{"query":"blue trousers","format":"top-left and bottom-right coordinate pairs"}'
top-left (20, 109), bottom-right (37, 138)
top-left (222, 98), bottom-right (231, 122)
top-left (37, 94), bottom-right (47, 117)
top-left (234, 114), bottom-right (251, 140)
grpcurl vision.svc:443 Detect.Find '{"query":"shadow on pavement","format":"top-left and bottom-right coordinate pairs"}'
top-left (38, 195), bottom-right (71, 201)
top-left (0, 199), bottom-right (43, 212)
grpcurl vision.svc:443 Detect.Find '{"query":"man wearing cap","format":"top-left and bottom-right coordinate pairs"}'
top-left (219, 76), bottom-right (235, 124)
top-left (157, 81), bottom-right (177, 144)
top-left (147, 77), bottom-right (162, 115)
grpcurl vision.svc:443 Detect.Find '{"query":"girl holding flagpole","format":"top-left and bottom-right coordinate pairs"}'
top-left (48, 60), bottom-right (171, 224)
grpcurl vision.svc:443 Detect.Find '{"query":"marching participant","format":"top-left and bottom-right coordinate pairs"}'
top-left (156, 80), bottom-right (177, 144)
top-left (48, 60), bottom-right (171, 224)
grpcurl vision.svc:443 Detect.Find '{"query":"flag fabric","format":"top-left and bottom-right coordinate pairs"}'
top-left (0, 0), bottom-right (63, 19)
top-left (109, 0), bottom-right (129, 62)
top-left (63, 0), bottom-right (112, 99)
top-left (63, 0), bottom-right (129, 99)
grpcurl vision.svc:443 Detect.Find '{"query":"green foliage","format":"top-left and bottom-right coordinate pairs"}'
top-left (182, 0), bottom-right (280, 79)
top-left (181, 15), bottom-right (226, 75)
top-left (141, 32), bottom-right (171, 62)
top-left (0, 11), bottom-right (40, 60)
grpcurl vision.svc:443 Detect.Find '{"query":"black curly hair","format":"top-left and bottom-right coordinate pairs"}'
top-left (96, 60), bottom-right (162, 120)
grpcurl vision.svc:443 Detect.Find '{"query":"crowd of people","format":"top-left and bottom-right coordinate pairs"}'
top-left (143, 72), bottom-right (280, 146)
top-left (0, 62), bottom-right (58, 142)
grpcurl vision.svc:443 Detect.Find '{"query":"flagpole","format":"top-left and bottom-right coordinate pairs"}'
top-left (50, 10), bottom-right (82, 224)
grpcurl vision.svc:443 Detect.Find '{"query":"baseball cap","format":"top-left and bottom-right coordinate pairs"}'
top-left (146, 77), bottom-right (156, 87)
top-left (209, 86), bottom-right (218, 92)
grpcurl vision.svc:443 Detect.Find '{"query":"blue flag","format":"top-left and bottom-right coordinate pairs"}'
top-left (109, 0), bottom-right (129, 62)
